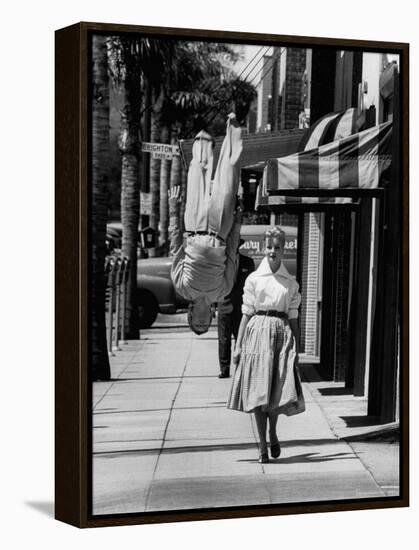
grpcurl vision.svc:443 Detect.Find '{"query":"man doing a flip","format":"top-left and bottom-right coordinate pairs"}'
top-left (168, 113), bottom-right (243, 335)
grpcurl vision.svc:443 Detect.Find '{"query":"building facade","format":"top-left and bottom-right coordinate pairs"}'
top-left (253, 46), bottom-right (401, 422)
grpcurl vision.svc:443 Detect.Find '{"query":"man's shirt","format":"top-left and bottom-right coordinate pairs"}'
top-left (169, 214), bottom-right (240, 304)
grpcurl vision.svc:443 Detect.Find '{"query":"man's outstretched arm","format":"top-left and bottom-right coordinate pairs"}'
top-left (168, 186), bottom-right (184, 260)
top-left (168, 185), bottom-right (187, 299)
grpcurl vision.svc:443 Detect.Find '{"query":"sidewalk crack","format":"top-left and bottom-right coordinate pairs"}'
top-left (144, 337), bottom-right (194, 511)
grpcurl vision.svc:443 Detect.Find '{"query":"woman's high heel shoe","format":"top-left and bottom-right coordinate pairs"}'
top-left (258, 452), bottom-right (269, 464)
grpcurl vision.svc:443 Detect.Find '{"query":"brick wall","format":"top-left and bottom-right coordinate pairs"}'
top-left (281, 48), bottom-right (307, 130)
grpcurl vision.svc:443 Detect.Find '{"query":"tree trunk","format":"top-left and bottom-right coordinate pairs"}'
top-left (140, 80), bottom-right (151, 232)
top-left (91, 35), bottom-right (111, 380)
top-left (149, 106), bottom-right (161, 230)
top-left (158, 124), bottom-right (171, 253)
top-left (170, 133), bottom-right (184, 233)
top-left (148, 89), bottom-right (163, 257)
top-left (119, 77), bottom-right (141, 339)
top-left (148, 90), bottom-right (164, 257)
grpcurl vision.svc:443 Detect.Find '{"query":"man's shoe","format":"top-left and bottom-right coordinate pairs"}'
top-left (218, 372), bottom-right (230, 378)
top-left (270, 442), bottom-right (281, 459)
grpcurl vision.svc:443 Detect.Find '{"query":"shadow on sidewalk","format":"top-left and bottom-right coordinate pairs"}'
top-left (110, 375), bottom-right (218, 382)
top-left (317, 387), bottom-right (355, 396)
top-left (93, 437), bottom-right (345, 457)
top-left (340, 415), bottom-right (384, 427)
top-left (237, 451), bottom-right (357, 464)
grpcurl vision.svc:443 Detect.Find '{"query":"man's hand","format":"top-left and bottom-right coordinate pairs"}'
top-left (168, 185), bottom-right (181, 215)
top-left (234, 200), bottom-right (243, 224)
top-left (232, 347), bottom-right (241, 366)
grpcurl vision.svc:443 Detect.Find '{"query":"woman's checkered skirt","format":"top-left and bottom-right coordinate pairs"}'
top-left (227, 314), bottom-right (305, 415)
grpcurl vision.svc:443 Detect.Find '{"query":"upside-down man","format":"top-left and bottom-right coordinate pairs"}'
top-left (168, 113), bottom-right (243, 335)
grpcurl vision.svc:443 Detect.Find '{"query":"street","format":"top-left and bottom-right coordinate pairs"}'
top-left (92, 314), bottom-right (399, 515)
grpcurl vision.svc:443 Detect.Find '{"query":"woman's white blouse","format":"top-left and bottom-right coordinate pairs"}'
top-left (241, 258), bottom-right (301, 319)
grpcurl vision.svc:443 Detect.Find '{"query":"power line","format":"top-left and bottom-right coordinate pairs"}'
top-left (238, 45), bottom-right (271, 82)
top-left (246, 47), bottom-right (284, 90)
top-left (238, 45), bottom-right (271, 84)
top-left (205, 47), bottom-right (284, 129)
top-left (202, 45), bottom-right (268, 119)
top-left (201, 45), bottom-right (270, 124)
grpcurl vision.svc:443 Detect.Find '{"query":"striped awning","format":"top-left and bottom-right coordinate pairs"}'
top-left (299, 107), bottom-right (364, 151)
top-left (256, 108), bottom-right (392, 207)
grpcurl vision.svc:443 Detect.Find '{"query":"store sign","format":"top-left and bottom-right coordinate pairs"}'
top-left (142, 142), bottom-right (180, 156)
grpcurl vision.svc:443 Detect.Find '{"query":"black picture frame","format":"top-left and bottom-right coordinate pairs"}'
top-left (55, 21), bottom-right (409, 528)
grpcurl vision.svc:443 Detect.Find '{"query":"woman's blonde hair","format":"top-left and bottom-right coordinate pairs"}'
top-left (264, 226), bottom-right (286, 247)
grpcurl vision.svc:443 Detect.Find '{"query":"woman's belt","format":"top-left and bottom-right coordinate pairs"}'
top-left (255, 310), bottom-right (288, 319)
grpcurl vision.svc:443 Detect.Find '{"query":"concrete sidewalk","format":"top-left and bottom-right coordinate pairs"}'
top-left (92, 319), bottom-right (399, 515)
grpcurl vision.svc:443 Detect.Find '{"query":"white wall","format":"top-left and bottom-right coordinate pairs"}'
top-left (362, 52), bottom-right (382, 121)
top-left (362, 52), bottom-right (401, 123)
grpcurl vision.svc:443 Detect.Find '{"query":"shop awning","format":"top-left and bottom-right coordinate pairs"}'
top-left (299, 107), bottom-right (364, 151)
top-left (256, 110), bottom-right (392, 207)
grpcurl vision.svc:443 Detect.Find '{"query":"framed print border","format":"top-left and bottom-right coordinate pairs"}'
top-left (55, 21), bottom-right (409, 528)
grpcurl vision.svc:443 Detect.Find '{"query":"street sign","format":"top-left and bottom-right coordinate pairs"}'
top-left (141, 142), bottom-right (180, 156)
top-left (151, 151), bottom-right (173, 160)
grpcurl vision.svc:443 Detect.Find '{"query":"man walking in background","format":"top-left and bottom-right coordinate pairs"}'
top-left (217, 246), bottom-right (255, 378)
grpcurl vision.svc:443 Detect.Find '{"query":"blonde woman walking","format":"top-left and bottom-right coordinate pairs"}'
top-left (227, 227), bottom-right (305, 463)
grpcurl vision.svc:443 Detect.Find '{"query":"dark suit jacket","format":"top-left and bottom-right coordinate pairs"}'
top-left (218, 253), bottom-right (255, 316)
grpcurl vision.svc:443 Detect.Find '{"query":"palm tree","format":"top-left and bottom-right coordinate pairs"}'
top-left (202, 77), bottom-right (257, 135)
top-left (158, 123), bottom-right (171, 251)
top-left (108, 37), bottom-right (142, 338)
top-left (148, 89), bottom-right (164, 257)
top-left (91, 35), bottom-right (111, 380)
top-left (107, 36), bottom-right (168, 336)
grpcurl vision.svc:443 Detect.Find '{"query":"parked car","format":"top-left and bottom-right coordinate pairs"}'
top-left (106, 223), bottom-right (298, 328)
top-left (106, 222), bottom-right (187, 328)
top-left (136, 256), bottom-right (188, 328)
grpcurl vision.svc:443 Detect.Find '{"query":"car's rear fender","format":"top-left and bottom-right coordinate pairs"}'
top-left (137, 274), bottom-right (177, 311)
